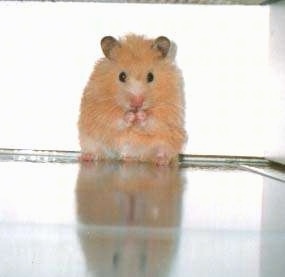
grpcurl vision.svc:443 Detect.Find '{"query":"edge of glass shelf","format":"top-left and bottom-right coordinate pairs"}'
top-left (0, 148), bottom-right (80, 163)
top-left (1, 0), bottom-right (276, 5)
top-left (0, 148), bottom-right (270, 166)
top-left (2, 148), bottom-right (285, 182)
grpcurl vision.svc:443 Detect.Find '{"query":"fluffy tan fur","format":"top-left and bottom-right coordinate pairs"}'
top-left (78, 34), bottom-right (186, 165)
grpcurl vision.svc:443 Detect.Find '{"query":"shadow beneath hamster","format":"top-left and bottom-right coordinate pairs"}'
top-left (76, 161), bottom-right (185, 277)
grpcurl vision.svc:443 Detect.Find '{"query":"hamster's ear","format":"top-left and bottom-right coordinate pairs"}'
top-left (152, 36), bottom-right (171, 58)
top-left (101, 36), bottom-right (120, 59)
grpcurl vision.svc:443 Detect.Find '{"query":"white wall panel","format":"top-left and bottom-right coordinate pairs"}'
top-left (0, 3), bottom-right (269, 156)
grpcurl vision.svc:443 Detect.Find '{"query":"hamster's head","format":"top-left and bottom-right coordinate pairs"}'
top-left (91, 34), bottom-right (183, 113)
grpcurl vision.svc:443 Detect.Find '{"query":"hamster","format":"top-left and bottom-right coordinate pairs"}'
top-left (78, 34), bottom-right (186, 165)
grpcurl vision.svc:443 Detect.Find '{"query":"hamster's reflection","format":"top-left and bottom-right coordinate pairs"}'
top-left (76, 161), bottom-right (184, 277)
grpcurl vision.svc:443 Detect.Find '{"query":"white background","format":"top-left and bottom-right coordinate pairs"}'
top-left (0, 2), bottom-right (269, 156)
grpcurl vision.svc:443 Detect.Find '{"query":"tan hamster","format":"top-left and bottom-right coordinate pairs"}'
top-left (78, 34), bottom-right (186, 165)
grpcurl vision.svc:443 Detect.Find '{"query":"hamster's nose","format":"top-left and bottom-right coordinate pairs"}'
top-left (130, 95), bottom-right (144, 109)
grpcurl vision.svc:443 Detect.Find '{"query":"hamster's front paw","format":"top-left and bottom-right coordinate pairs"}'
top-left (135, 110), bottom-right (147, 125)
top-left (123, 110), bottom-right (147, 127)
top-left (124, 111), bottom-right (136, 127)
top-left (79, 153), bottom-right (94, 163)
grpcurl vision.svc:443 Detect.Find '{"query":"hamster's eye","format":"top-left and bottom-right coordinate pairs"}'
top-left (119, 72), bottom-right (127, 83)
top-left (147, 72), bottom-right (154, 83)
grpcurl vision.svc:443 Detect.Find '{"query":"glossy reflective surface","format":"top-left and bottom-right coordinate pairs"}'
top-left (0, 160), bottom-right (285, 276)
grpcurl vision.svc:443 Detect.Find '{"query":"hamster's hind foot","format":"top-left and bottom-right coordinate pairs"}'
top-left (155, 151), bottom-right (171, 167)
top-left (79, 153), bottom-right (94, 163)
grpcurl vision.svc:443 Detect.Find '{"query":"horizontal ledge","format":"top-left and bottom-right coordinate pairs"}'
top-left (0, 148), bottom-right (269, 166)
top-left (4, 0), bottom-right (272, 5)
top-left (179, 154), bottom-right (269, 166)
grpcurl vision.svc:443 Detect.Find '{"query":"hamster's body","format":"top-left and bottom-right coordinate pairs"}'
top-left (78, 34), bottom-right (186, 165)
